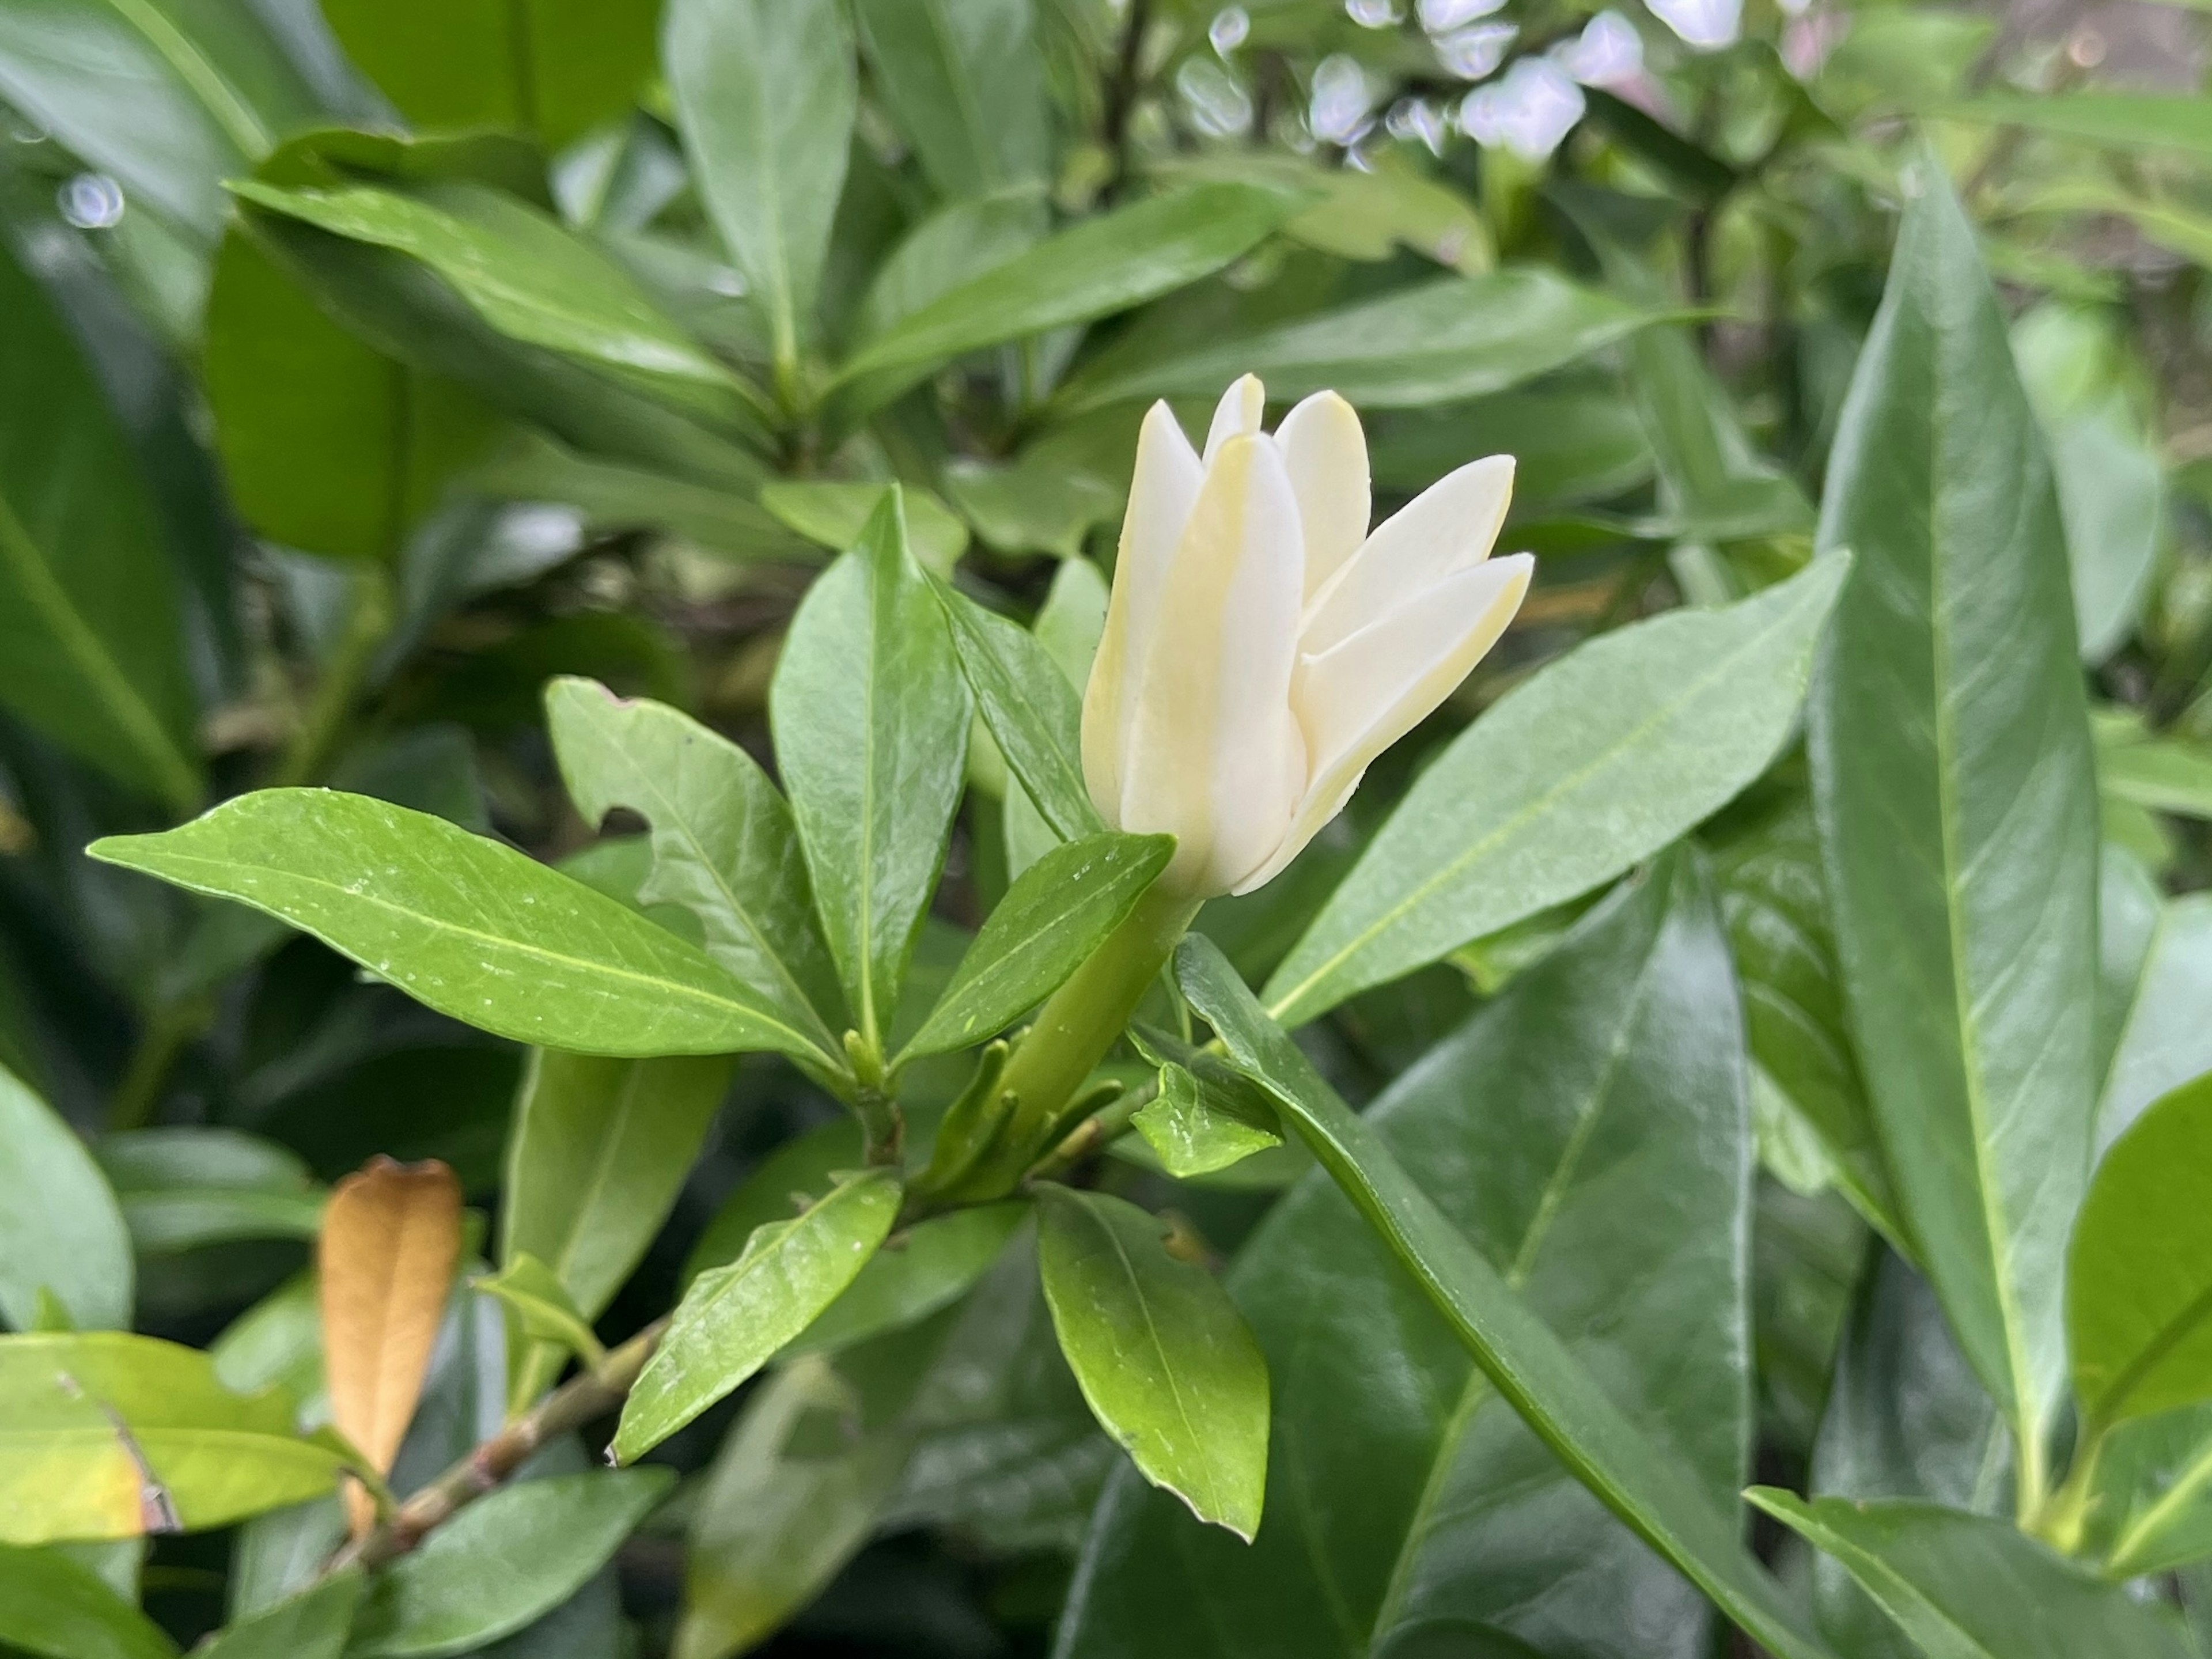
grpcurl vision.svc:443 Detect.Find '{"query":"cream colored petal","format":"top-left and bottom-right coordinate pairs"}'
top-left (1202, 373), bottom-right (1267, 463)
top-left (1118, 432), bottom-right (1307, 896)
top-left (1082, 401), bottom-right (1203, 821)
top-left (1274, 391), bottom-right (1371, 601)
top-left (1237, 553), bottom-right (1531, 895)
top-left (1302, 454), bottom-right (1514, 655)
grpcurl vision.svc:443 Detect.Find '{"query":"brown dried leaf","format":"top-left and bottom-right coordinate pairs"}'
top-left (319, 1156), bottom-right (461, 1535)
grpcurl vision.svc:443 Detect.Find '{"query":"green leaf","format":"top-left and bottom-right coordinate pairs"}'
top-left (2100, 729), bottom-right (2212, 823)
top-left (1749, 1494), bottom-right (2195, 1659)
top-left (683, 1120), bottom-right (863, 1288)
top-left (231, 180), bottom-right (767, 440)
top-left (2099, 894), bottom-right (2212, 1146)
top-left (89, 790), bottom-right (820, 1060)
top-left (1806, 164), bottom-right (2099, 1468)
top-left (942, 457), bottom-right (1122, 560)
top-left (475, 1255), bottom-right (605, 1366)
top-left (615, 1169), bottom-right (903, 1459)
top-left (98, 1127), bottom-right (326, 1254)
top-left (2079, 1400), bottom-right (2212, 1578)
top-left (500, 1050), bottom-right (735, 1327)
top-left (474, 433), bottom-right (805, 563)
top-left (0, 1541), bottom-right (176, 1659)
top-left (547, 678), bottom-right (844, 1052)
top-left (1947, 93), bottom-right (2212, 162)
top-left (1035, 1185), bottom-right (1270, 1540)
top-left (1063, 270), bottom-right (1664, 412)
top-left (2070, 1072), bottom-right (2212, 1426)
top-left (790, 1202), bottom-right (1028, 1356)
top-left (1176, 934), bottom-right (1834, 1659)
top-left (665, 0), bottom-right (856, 372)
top-left (901, 834), bottom-right (1173, 1060)
top-left (770, 494), bottom-right (973, 1052)
top-left (348, 1469), bottom-right (672, 1658)
top-left (321, 0), bottom-right (660, 147)
top-left (196, 1567), bottom-right (361, 1659)
top-left (0, 1065), bottom-right (132, 1332)
top-left (1132, 1062), bottom-right (1283, 1180)
top-left (1156, 151), bottom-right (1493, 272)
top-left (1629, 323), bottom-right (1813, 542)
top-left (0, 234), bottom-right (200, 812)
top-left (1068, 853), bottom-right (1752, 1658)
top-left (0, 1331), bottom-right (347, 1543)
top-left (852, 0), bottom-right (1047, 199)
top-left (759, 480), bottom-right (970, 578)
top-left (1265, 556), bottom-right (1847, 1027)
top-left (931, 579), bottom-right (1106, 844)
top-left (836, 184), bottom-right (1302, 393)
top-left (1366, 391), bottom-right (1653, 506)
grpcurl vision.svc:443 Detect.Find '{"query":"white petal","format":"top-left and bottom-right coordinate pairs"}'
top-left (1236, 552), bottom-right (1530, 895)
top-left (1118, 433), bottom-right (1306, 896)
top-left (1081, 402), bottom-right (1203, 821)
top-left (1274, 391), bottom-right (1371, 601)
top-left (1303, 454), bottom-right (1514, 655)
top-left (1203, 373), bottom-right (1266, 463)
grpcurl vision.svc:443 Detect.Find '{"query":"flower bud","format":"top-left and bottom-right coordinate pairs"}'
top-left (1082, 374), bottom-right (1532, 897)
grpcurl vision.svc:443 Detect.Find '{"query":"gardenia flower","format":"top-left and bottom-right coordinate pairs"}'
top-left (1082, 375), bottom-right (1532, 899)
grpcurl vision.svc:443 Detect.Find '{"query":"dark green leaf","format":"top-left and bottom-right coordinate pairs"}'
top-left (548, 678), bottom-right (843, 1052)
top-left (1036, 1185), bottom-right (1270, 1540)
top-left (198, 1567), bottom-right (361, 1659)
top-left (1750, 1494), bottom-right (2195, 1659)
top-left (1177, 934), bottom-right (1832, 1659)
top-left (770, 494), bottom-right (972, 1052)
top-left (0, 236), bottom-right (200, 811)
top-left (791, 1201), bottom-right (1028, 1356)
top-left (1069, 853), bottom-right (1751, 1658)
top-left (1366, 391), bottom-right (1653, 505)
top-left (89, 790), bottom-right (819, 1059)
top-left (664, 0), bottom-right (856, 370)
top-left (474, 433), bottom-right (805, 563)
top-left (1265, 557), bottom-right (1846, 1027)
top-left (1629, 323), bottom-right (1812, 542)
top-left (1063, 270), bottom-right (1664, 412)
top-left (0, 1541), bottom-right (176, 1659)
top-left (348, 1469), bottom-right (672, 1658)
top-left (902, 834), bottom-right (1173, 1060)
top-left (0, 1065), bottom-right (131, 1332)
top-left (1806, 164), bottom-right (2098, 1468)
top-left (99, 1127), bottom-right (325, 1254)
top-left (615, 1170), bottom-right (903, 1460)
top-left (852, 0), bottom-right (1048, 199)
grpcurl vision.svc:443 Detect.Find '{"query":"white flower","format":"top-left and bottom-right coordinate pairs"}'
top-left (1553, 12), bottom-right (1645, 86)
top-left (1082, 376), bottom-right (1532, 898)
top-left (1459, 58), bottom-right (1586, 160)
top-left (1646, 0), bottom-right (1741, 50)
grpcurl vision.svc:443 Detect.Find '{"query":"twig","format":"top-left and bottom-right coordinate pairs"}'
top-left (1100, 0), bottom-right (1153, 201)
top-left (274, 564), bottom-right (395, 789)
top-left (327, 1319), bottom-right (665, 1574)
top-left (107, 997), bottom-right (211, 1132)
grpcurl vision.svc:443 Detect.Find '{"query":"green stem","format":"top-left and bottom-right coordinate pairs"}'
top-left (996, 881), bottom-right (1200, 1153)
top-left (108, 997), bottom-right (210, 1131)
top-left (274, 564), bottom-right (395, 788)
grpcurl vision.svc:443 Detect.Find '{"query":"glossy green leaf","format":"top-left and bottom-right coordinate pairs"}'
top-left (197, 1567), bottom-right (361, 1659)
top-left (852, 0), bottom-right (1047, 199)
top-left (2099, 895), bottom-right (2212, 1146)
top-left (932, 579), bottom-right (1106, 844)
top-left (1948, 93), bottom-right (2212, 161)
top-left (2071, 1073), bottom-right (2212, 1426)
top-left (501, 1049), bottom-right (735, 1325)
top-left (615, 1169), bottom-right (903, 1460)
top-left (0, 235), bottom-right (200, 812)
top-left (770, 494), bottom-right (973, 1051)
top-left (1036, 1185), bottom-right (1270, 1540)
top-left (1265, 556), bottom-right (1846, 1027)
top-left (1069, 853), bottom-right (1751, 1658)
top-left (231, 180), bottom-right (766, 438)
top-left (0, 1542), bottom-right (176, 1659)
top-left (475, 1255), bottom-right (605, 1365)
top-left (901, 834), bottom-right (1173, 1060)
top-left (1177, 934), bottom-right (1833, 1659)
top-left (321, 0), bottom-right (660, 147)
top-left (683, 1120), bottom-right (863, 1287)
top-left (1750, 1494), bottom-right (2195, 1659)
top-left (759, 480), bottom-right (971, 578)
top-left (89, 790), bottom-right (819, 1059)
top-left (348, 1469), bottom-right (672, 1658)
top-left (1065, 270), bottom-right (1663, 412)
top-left (665, 0), bottom-right (855, 370)
top-left (0, 1065), bottom-right (131, 1332)
top-left (1806, 165), bottom-right (2099, 1464)
top-left (790, 1202), bottom-right (1028, 1356)
top-left (0, 1331), bottom-right (347, 1543)
top-left (548, 677), bottom-right (843, 1053)
top-left (1132, 1062), bottom-right (1283, 1179)
top-left (838, 184), bottom-right (1302, 391)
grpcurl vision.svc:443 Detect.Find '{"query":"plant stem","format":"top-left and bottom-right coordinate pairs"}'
top-left (328, 1318), bottom-right (664, 1574)
top-left (1023, 1073), bottom-right (1158, 1185)
top-left (996, 881), bottom-right (1200, 1156)
top-left (1100, 0), bottom-right (1153, 201)
top-left (274, 563), bottom-right (395, 789)
top-left (107, 997), bottom-right (210, 1132)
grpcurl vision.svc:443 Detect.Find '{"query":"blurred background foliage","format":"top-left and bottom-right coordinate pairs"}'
top-left (0, 0), bottom-right (2207, 1651)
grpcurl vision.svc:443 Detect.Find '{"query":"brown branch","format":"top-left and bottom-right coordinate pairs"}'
top-left (327, 1319), bottom-right (666, 1575)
